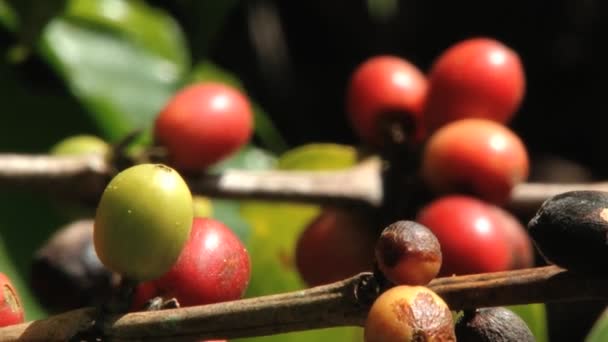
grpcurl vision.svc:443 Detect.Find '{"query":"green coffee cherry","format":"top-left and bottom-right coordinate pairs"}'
top-left (50, 135), bottom-right (110, 156)
top-left (94, 164), bottom-right (193, 281)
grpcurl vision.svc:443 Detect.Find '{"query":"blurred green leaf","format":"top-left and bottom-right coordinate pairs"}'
top-left (508, 303), bottom-right (548, 342)
top-left (586, 307), bottom-right (608, 342)
top-left (37, 0), bottom-right (189, 141)
top-left (210, 145), bottom-right (277, 244)
top-left (237, 144), bottom-right (362, 342)
top-left (189, 61), bottom-right (289, 154)
top-left (0, 62), bottom-right (99, 320)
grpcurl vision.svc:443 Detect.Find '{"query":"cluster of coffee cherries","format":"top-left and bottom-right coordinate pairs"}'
top-left (293, 37), bottom-right (536, 341)
top-left (18, 80), bottom-right (259, 342)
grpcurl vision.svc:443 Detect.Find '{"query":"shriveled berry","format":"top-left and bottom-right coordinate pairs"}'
top-left (364, 285), bottom-right (455, 342)
top-left (375, 221), bottom-right (442, 285)
top-left (94, 164), bottom-right (193, 281)
top-left (0, 273), bottom-right (24, 327)
top-left (455, 307), bottom-right (534, 342)
top-left (528, 190), bottom-right (608, 273)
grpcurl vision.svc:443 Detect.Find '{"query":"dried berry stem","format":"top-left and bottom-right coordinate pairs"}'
top-left (0, 266), bottom-right (605, 342)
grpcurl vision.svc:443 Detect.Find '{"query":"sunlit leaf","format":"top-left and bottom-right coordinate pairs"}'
top-left (508, 303), bottom-right (548, 342)
top-left (37, 0), bottom-right (189, 141)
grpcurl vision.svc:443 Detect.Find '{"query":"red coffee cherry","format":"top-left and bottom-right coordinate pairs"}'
top-left (295, 209), bottom-right (376, 287)
top-left (375, 221), bottom-right (442, 286)
top-left (346, 56), bottom-right (428, 146)
top-left (421, 118), bottom-right (529, 205)
top-left (0, 273), bottom-right (25, 327)
top-left (364, 285), bottom-right (455, 342)
top-left (488, 206), bottom-right (535, 269)
top-left (132, 218), bottom-right (251, 309)
top-left (155, 83), bottom-right (253, 172)
top-left (416, 195), bottom-right (513, 276)
top-left (423, 37), bottom-right (525, 132)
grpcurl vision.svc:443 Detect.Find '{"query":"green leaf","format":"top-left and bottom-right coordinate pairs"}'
top-left (586, 307), bottom-right (608, 342)
top-left (189, 61), bottom-right (289, 154)
top-left (236, 144), bottom-right (362, 342)
top-left (209, 145), bottom-right (278, 244)
top-left (508, 303), bottom-right (549, 342)
top-left (37, 0), bottom-right (189, 141)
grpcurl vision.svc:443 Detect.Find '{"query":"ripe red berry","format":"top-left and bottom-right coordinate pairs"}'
top-left (375, 221), bottom-right (442, 286)
top-left (416, 196), bottom-right (513, 276)
top-left (346, 56), bottom-right (428, 146)
top-left (132, 218), bottom-right (251, 309)
top-left (421, 118), bottom-right (529, 205)
top-left (488, 206), bottom-right (535, 269)
top-left (0, 273), bottom-right (25, 327)
top-left (155, 83), bottom-right (253, 172)
top-left (295, 209), bottom-right (376, 287)
top-left (423, 37), bottom-right (525, 132)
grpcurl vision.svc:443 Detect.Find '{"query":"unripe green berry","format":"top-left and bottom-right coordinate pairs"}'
top-left (50, 135), bottom-right (110, 156)
top-left (94, 164), bottom-right (193, 281)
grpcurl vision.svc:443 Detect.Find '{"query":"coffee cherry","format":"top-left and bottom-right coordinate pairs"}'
top-left (488, 206), bottom-right (534, 269)
top-left (423, 37), bottom-right (525, 132)
top-left (155, 83), bottom-right (253, 172)
top-left (346, 56), bottom-right (428, 146)
top-left (421, 118), bottom-right (529, 205)
top-left (295, 208), bottom-right (376, 286)
top-left (455, 307), bottom-right (534, 342)
top-left (0, 273), bottom-right (24, 327)
top-left (50, 134), bottom-right (110, 156)
top-left (528, 190), bottom-right (608, 273)
top-left (30, 220), bottom-right (116, 313)
top-left (132, 218), bottom-right (250, 309)
top-left (375, 221), bottom-right (442, 286)
top-left (416, 196), bottom-right (513, 276)
top-left (193, 195), bottom-right (213, 218)
top-left (364, 285), bottom-right (455, 342)
top-left (94, 164), bottom-right (193, 281)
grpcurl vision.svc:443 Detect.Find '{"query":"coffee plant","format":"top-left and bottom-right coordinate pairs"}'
top-left (0, 1), bottom-right (604, 341)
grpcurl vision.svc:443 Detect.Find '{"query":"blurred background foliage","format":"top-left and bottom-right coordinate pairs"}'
top-left (0, 1), bottom-right (603, 341)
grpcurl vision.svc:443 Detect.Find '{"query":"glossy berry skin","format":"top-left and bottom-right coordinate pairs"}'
top-left (346, 56), bottom-right (428, 146)
top-left (488, 206), bottom-right (534, 269)
top-left (421, 118), bottom-right (529, 205)
top-left (133, 218), bottom-right (251, 309)
top-left (155, 83), bottom-right (253, 172)
top-left (416, 196), bottom-right (513, 276)
top-left (375, 221), bottom-right (442, 286)
top-left (295, 209), bottom-right (376, 287)
top-left (423, 37), bottom-right (525, 133)
top-left (0, 273), bottom-right (25, 327)
top-left (364, 285), bottom-right (455, 342)
top-left (94, 164), bottom-right (193, 281)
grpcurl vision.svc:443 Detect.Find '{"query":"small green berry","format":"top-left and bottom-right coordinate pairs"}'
top-left (94, 164), bottom-right (193, 281)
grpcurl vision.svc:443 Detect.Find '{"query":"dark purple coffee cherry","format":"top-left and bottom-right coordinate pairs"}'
top-left (30, 219), bottom-right (118, 313)
top-left (455, 307), bottom-right (534, 342)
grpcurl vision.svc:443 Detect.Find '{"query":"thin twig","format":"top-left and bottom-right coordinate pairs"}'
top-left (0, 153), bottom-right (383, 207)
top-left (1, 153), bottom-right (606, 210)
top-left (0, 266), bottom-right (606, 342)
